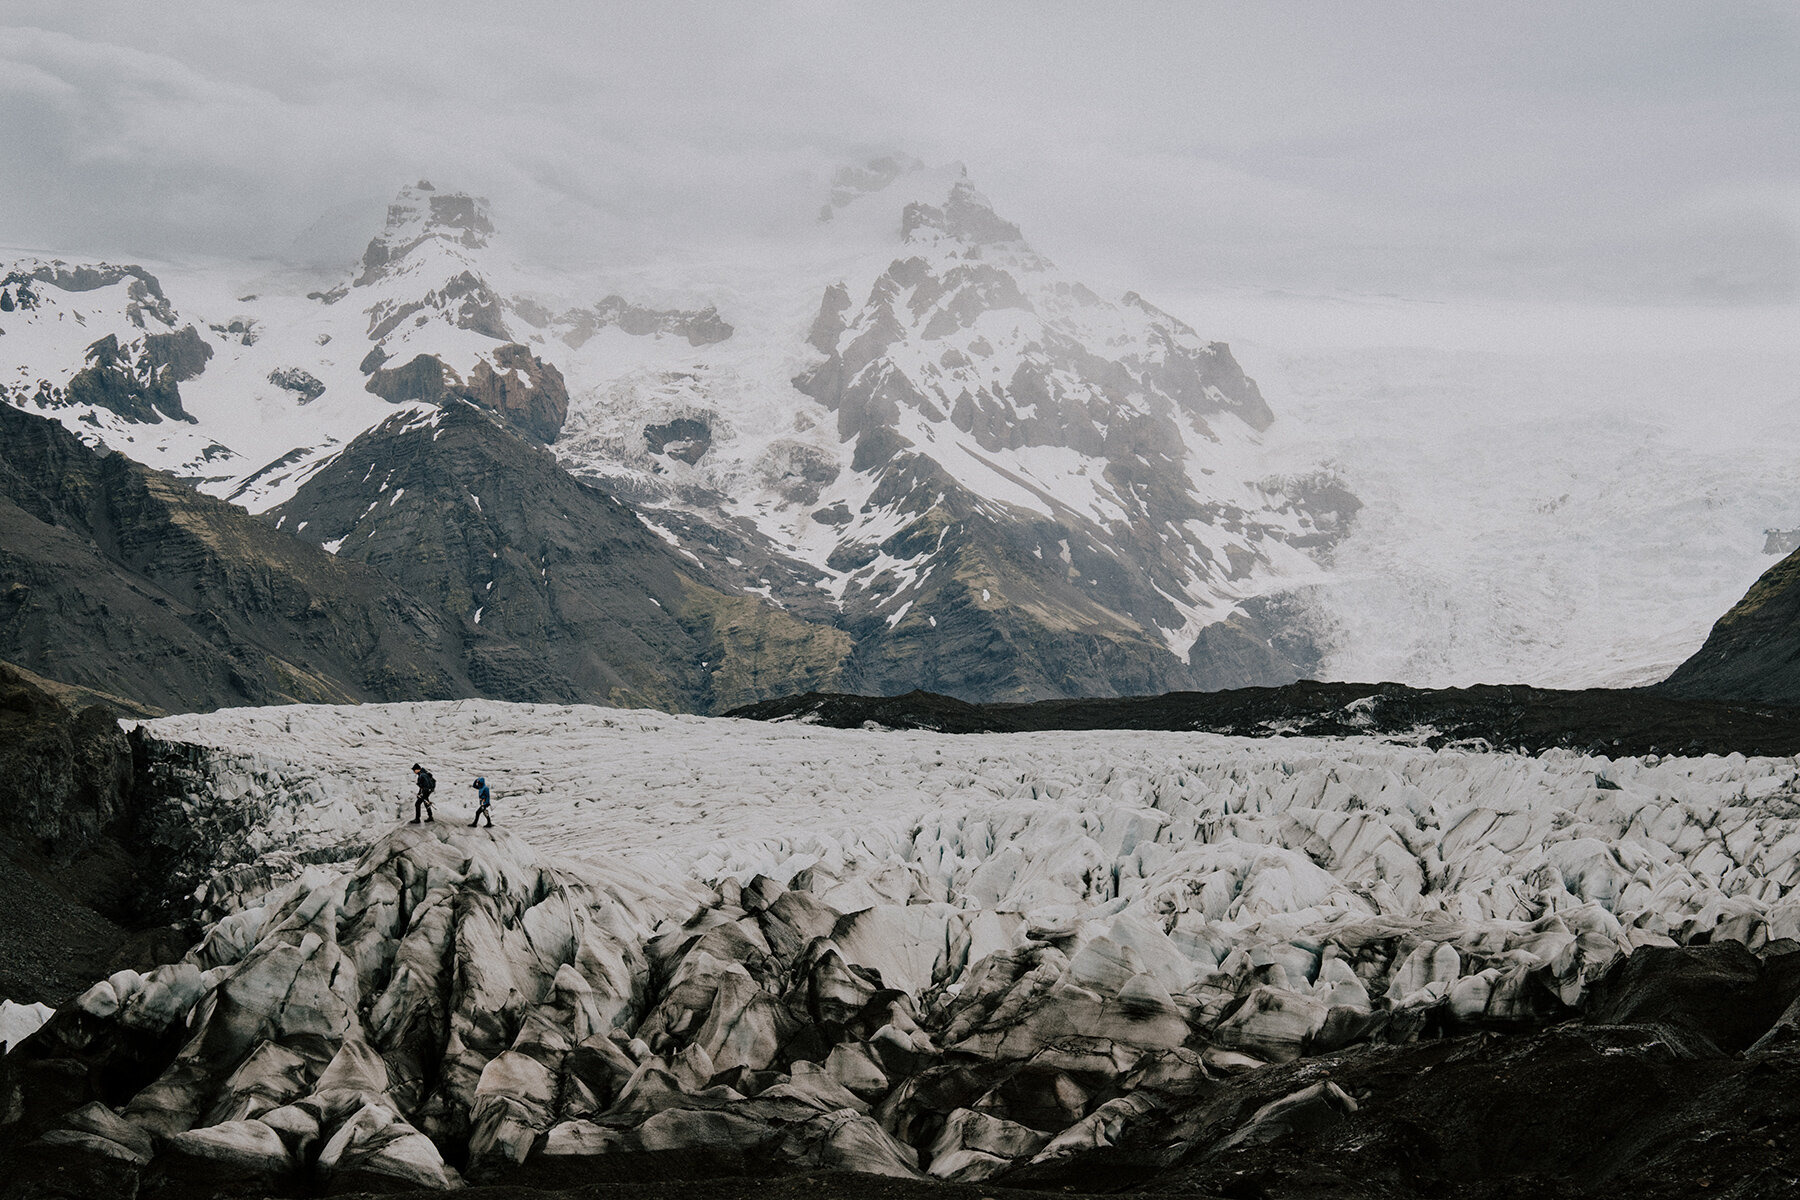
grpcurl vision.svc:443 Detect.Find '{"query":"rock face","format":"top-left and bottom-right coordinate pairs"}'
top-left (26, 324), bottom-right (213, 427)
top-left (0, 402), bottom-right (477, 712)
top-left (732, 678), bottom-right (1800, 758)
top-left (0, 662), bottom-right (132, 861)
top-left (365, 344), bottom-right (570, 443)
top-left (266, 367), bottom-right (324, 403)
top-left (0, 264), bottom-right (211, 428)
top-left (266, 402), bottom-right (852, 711)
top-left (1661, 544), bottom-right (1800, 706)
top-left (459, 343), bottom-right (569, 443)
top-left (2, 262), bottom-right (177, 327)
top-left (545, 294), bottom-right (735, 348)
top-left (0, 663), bottom-right (212, 1008)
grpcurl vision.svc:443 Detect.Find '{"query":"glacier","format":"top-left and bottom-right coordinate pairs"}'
top-left (11, 701), bottom-right (1798, 1187)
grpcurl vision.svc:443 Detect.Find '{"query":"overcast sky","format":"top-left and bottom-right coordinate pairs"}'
top-left (4, 1), bottom-right (1798, 312)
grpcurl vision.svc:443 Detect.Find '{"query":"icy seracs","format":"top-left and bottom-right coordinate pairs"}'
top-left (15, 700), bottom-right (1800, 1186)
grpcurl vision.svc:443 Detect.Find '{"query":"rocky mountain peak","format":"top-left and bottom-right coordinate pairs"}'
top-left (901, 178), bottom-right (1027, 249)
top-left (355, 181), bottom-right (495, 287)
top-left (362, 342), bottom-right (569, 443)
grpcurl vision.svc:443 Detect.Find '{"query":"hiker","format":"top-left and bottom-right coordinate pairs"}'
top-left (411, 763), bottom-right (436, 823)
top-left (470, 776), bottom-right (493, 827)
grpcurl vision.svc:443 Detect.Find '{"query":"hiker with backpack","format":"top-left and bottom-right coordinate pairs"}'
top-left (470, 776), bottom-right (493, 827)
top-left (411, 763), bottom-right (436, 823)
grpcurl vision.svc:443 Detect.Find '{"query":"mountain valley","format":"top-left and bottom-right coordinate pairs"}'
top-left (3, 157), bottom-right (1800, 1200)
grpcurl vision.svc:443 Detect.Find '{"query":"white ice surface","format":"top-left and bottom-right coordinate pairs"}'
top-left (143, 701), bottom-right (1800, 985)
top-left (0, 999), bottom-right (54, 1051)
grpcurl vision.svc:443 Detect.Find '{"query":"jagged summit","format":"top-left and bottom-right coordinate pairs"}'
top-left (355, 180), bottom-right (496, 286)
top-left (900, 178), bottom-right (1028, 248)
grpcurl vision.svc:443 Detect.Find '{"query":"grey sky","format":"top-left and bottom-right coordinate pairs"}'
top-left (3, 1), bottom-right (1797, 305)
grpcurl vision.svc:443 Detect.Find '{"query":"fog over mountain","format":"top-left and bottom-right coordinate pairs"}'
top-left (5, 2), bottom-right (1799, 307)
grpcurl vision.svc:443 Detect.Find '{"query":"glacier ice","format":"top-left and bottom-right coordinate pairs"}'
top-left (11, 700), bottom-right (1793, 1184)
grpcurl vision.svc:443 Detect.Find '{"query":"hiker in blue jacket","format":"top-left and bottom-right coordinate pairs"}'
top-left (470, 776), bottom-right (493, 827)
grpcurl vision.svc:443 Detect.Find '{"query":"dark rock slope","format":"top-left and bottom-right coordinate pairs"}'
top-left (0, 403), bottom-right (476, 713)
top-left (732, 680), bottom-right (1800, 758)
top-left (0, 663), bottom-right (191, 1007)
top-left (266, 401), bottom-right (854, 712)
top-left (0, 398), bottom-right (852, 716)
top-left (0, 661), bottom-right (132, 860)
top-left (1661, 544), bottom-right (1800, 705)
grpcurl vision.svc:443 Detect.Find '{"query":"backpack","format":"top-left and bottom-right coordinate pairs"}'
top-left (418, 770), bottom-right (436, 795)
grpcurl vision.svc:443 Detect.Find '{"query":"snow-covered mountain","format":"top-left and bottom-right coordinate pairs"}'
top-left (1, 162), bottom-right (1351, 704)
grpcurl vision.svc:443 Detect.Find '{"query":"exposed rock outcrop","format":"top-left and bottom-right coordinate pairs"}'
top-left (0, 662), bottom-right (132, 862)
top-left (0, 664), bottom-right (202, 1009)
top-left (1661, 544), bottom-right (1800, 706)
top-left (461, 343), bottom-right (570, 444)
top-left (63, 333), bottom-right (198, 424)
top-left (365, 345), bottom-right (569, 443)
top-left (266, 367), bottom-right (324, 403)
top-left (552, 295), bottom-right (734, 349)
top-left (731, 679), bottom-right (1800, 758)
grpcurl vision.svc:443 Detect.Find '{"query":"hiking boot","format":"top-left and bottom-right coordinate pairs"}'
top-left (409, 818), bottom-right (421, 824)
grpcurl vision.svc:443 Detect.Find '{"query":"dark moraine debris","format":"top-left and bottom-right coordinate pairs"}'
top-left (728, 680), bottom-right (1800, 758)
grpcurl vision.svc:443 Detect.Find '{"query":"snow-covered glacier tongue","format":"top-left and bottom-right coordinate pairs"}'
top-left (12, 700), bottom-right (1800, 1192)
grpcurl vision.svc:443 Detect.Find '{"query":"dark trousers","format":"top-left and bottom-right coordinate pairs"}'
top-left (415, 793), bottom-right (434, 821)
top-left (471, 802), bottom-right (491, 827)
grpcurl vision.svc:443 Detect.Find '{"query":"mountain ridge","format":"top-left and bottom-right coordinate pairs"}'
top-left (2, 158), bottom-right (1352, 704)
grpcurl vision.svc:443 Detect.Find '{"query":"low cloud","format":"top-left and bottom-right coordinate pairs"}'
top-left (2, 1), bottom-right (1796, 305)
